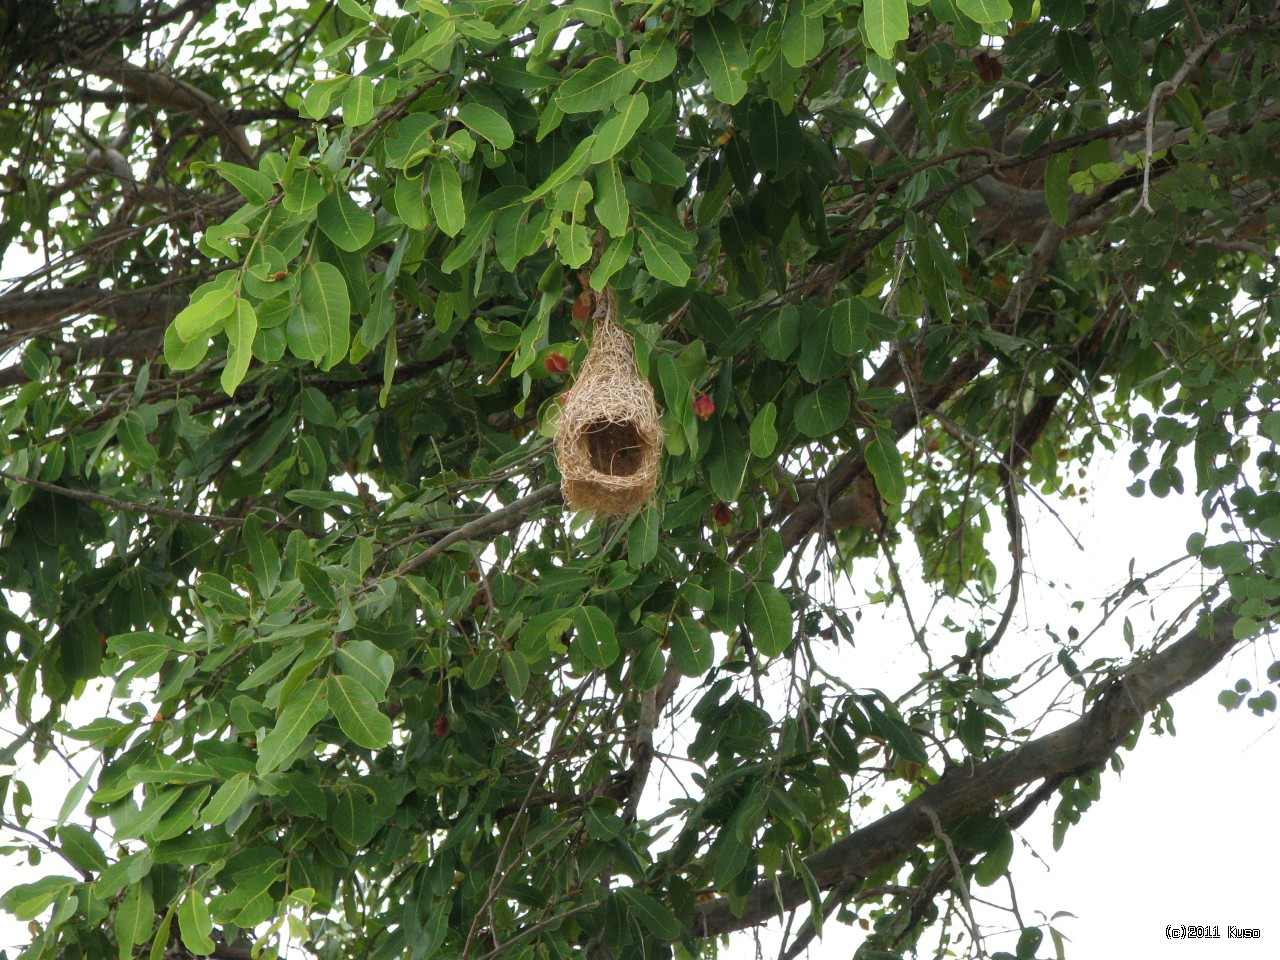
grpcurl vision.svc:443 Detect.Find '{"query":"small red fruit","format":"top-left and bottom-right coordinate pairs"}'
top-left (711, 502), bottom-right (732, 526)
top-left (433, 715), bottom-right (450, 738)
top-left (693, 392), bottom-right (715, 420)
top-left (542, 348), bottom-right (568, 373)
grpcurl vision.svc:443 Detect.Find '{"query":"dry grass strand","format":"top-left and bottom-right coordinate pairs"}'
top-left (555, 288), bottom-right (663, 515)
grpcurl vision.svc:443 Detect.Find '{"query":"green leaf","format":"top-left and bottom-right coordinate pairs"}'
top-left (828, 299), bottom-right (868, 356)
top-left (862, 695), bottom-right (929, 764)
top-left (208, 161), bottom-right (273, 204)
top-left (782, 11), bottom-right (824, 69)
top-left (530, 136), bottom-right (595, 200)
top-left (336, 640), bottom-right (394, 699)
top-left (327, 673), bottom-right (393, 749)
top-left (693, 13), bottom-right (749, 105)
top-left (284, 168), bottom-right (326, 213)
top-left (59, 824), bottom-right (107, 873)
top-left (318, 188), bottom-right (375, 252)
top-left (178, 889), bottom-right (216, 956)
top-left (798, 305), bottom-right (846, 381)
top-left (428, 157), bottom-right (466, 237)
top-left (118, 412), bottom-right (158, 469)
top-left (594, 160), bottom-right (629, 237)
top-left (865, 429), bottom-right (907, 504)
top-left (402, 18), bottom-right (456, 65)
top-left (202, 771), bottom-right (255, 827)
top-left (152, 829), bottom-right (234, 866)
top-left (457, 101), bottom-right (514, 149)
top-left (631, 640), bottom-right (666, 690)
top-left (1045, 150), bottom-right (1070, 228)
top-left (286, 304), bottom-right (325, 364)
top-left (794, 381), bottom-right (850, 438)
top-left (591, 231), bottom-right (633, 288)
top-left (956, 0), bottom-right (1012, 24)
top-left (106, 632), bottom-right (179, 660)
top-left (115, 886), bottom-right (154, 960)
top-left (974, 830), bottom-right (1014, 886)
top-left (712, 835), bottom-right (749, 890)
top-left (441, 209), bottom-right (495, 273)
top-left (173, 287), bottom-right (236, 342)
top-left (256, 679), bottom-right (328, 775)
top-left (572, 606), bottom-right (620, 669)
top-left (863, 0), bottom-right (908, 60)
top-left (164, 318), bottom-right (211, 370)
top-left (1055, 30), bottom-right (1096, 87)
top-left (1016, 928), bottom-right (1044, 960)
top-left (629, 503), bottom-right (660, 568)
top-left (383, 115), bottom-right (437, 170)
top-left (590, 93), bottom-right (650, 162)
top-left (393, 171), bottom-right (429, 229)
top-left (745, 580), bottom-right (791, 656)
top-left (341, 75), bottom-right (375, 126)
top-left (301, 260), bottom-right (351, 371)
top-left (221, 298), bottom-right (258, 395)
top-left (669, 616), bottom-right (714, 676)
top-left (1260, 411), bottom-right (1280, 443)
top-left (556, 59), bottom-right (636, 114)
top-left (706, 412), bottom-right (748, 500)
top-left (1, 875), bottom-right (77, 921)
top-left (630, 30), bottom-right (677, 82)
top-left (638, 225), bottom-right (691, 286)
top-left (762, 305), bottom-right (799, 360)
top-left (554, 181), bottom-right (595, 269)
top-left (501, 649), bottom-right (530, 698)
top-left (297, 559), bottom-right (336, 609)
top-left (241, 513), bottom-right (281, 596)
top-left (749, 402), bottom-right (778, 457)
top-left (618, 888), bottom-right (681, 940)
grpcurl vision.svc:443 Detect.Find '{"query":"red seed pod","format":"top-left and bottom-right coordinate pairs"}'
top-left (571, 293), bottom-right (592, 323)
top-left (544, 350), bottom-right (570, 375)
top-left (433, 715), bottom-right (450, 738)
top-left (711, 502), bottom-right (732, 526)
top-left (693, 392), bottom-right (715, 420)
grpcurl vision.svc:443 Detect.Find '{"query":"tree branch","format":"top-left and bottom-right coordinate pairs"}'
top-left (0, 286), bottom-right (189, 332)
top-left (0, 469), bottom-right (246, 530)
top-left (386, 483), bottom-right (563, 580)
top-left (69, 50), bottom-right (254, 165)
top-left (693, 601), bottom-right (1255, 937)
top-left (1133, 7), bottom-right (1280, 214)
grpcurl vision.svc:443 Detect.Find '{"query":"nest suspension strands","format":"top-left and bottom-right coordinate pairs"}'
top-left (555, 287), bottom-right (663, 515)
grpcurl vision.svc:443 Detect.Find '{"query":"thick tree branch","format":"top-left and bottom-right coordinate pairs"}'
top-left (694, 600), bottom-right (1257, 937)
top-left (0, 286), bottom-right (189, 332)
top-left (69, 50), bottom-right (254, 165)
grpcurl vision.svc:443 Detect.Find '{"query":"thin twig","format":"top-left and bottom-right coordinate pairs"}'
top-left (922, 805), bottom-right (987, 959)
top-left (0, 468), bottom-right (246, 530)
top-left (1132, 7), bottom-right (1280, 214)
top-left (385, 483), bottom-right (561, 580)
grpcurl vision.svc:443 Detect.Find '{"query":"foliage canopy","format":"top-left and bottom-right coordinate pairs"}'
top-left (1, 0), bottom-right (1280, 958)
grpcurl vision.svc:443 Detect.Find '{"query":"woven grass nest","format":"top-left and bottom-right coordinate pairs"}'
top-left (555, 287), bottom-right (663, 515)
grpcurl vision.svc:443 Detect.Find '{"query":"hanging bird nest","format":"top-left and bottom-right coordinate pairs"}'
top-left (555, 287), bottom-right (663, 515)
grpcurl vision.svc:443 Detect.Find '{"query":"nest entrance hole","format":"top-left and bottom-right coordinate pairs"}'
top-left (583, 419), bottom-right (644, 476)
